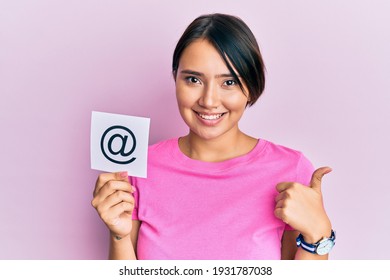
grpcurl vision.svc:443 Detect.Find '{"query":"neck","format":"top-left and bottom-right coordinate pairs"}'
top-left (179, 128), bottom-right (257, 162)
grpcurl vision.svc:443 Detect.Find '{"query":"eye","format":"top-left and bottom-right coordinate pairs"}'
top-left (185, 76), bottom-right (201, 84)
top-left (223, 79), bottom-right (237, 87)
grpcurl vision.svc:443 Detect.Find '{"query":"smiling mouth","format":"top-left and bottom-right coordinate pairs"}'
top-left (195, 111), bottom-right (226, 120)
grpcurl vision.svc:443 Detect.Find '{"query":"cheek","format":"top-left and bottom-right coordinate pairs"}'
top-left (223, 93), bottom-right (248, 112)
top-left (176, 85), bottom-right (198, 109)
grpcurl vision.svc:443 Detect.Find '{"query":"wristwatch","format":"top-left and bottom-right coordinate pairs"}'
top-left (296, 230), bottom-right (336, 255)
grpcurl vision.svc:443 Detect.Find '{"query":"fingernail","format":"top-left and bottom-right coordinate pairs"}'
top-left (132, 186), bottom-right (137, 193)
top-left (119, 171), bottom-right (128, 178)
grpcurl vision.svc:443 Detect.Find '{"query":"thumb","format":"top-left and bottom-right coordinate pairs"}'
top-left (310, 166), bottom-right (332, 191)
top-left (115, 171), bottom-right (129, 182)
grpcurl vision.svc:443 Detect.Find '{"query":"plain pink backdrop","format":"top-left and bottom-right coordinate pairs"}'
top-left (1, 0), bottom-right (389, 259)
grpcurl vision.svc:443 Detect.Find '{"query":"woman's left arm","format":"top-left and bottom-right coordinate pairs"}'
top-left (276, 167), bottom-right (334, 260)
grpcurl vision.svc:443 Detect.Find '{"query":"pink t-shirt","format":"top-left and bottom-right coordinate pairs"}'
top-left (131, 138), bottom-right (314, 260)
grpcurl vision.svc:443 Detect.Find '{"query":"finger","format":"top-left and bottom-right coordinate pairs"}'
top-left (274, 191), bottom-right (287, 203)
top-left (95, 191), bottom-right (135, 213)
top-left (92, 181), bottom-right (133, 207)
top-left (94, 172), bottom-right (129, 196)
top-left (274, 208), bottom-right (287, 222)
top-left (103, 202), bottom-right (135, 224)
top-left (275, 182), bottom-right (294, 193)
top-left (310, 166), bottom-right (332, 191)
top-left (274, 207), bottom-right (290, 225)
top-left (97, 191), bottom-right (135, 212)
top-left (274, 199), bottom-right (286, 209)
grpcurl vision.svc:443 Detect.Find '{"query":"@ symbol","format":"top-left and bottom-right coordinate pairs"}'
top-left (100, 125), bottom-right (137, 164)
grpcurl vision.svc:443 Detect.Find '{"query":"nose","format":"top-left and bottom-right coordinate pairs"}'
top-left (198, 83), bottom-right (221, 109)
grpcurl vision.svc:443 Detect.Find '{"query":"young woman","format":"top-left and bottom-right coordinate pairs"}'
top-left (92, 13), bottom-right (335, 260)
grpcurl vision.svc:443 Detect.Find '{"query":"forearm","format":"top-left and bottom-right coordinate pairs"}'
top-left (109, 234), bottom-right (137, 260)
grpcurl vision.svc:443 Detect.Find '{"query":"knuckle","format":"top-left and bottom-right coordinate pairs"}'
top-left (121, 181), bottom-right (130, 191)
top-left (279, 211), bottom-right (287, 222)
top-left (100, 212), bottom-right (109, 222)
top-left (122, 191), bottom-right (134, 203)
top-left (96, 173), bottom-right (107, 186)
top-left (96, 204), bottom-right (103, 214)
top-left (284, 190), bottom-right (292, 199)
top-left (97, 173), bottom-right (104, 180)
top-left (291, 182), bottom-right (300, 189)
top-left (282, 199), bottom-right (289, 208)
top-left (274, 208), bottom-right (285, 220)
top-left (106, 181), bottom-right (116, 191)
top-left (115, 191), bottom-right (122, 200)
top-left (286, 184), bottom-right (300, 195)
top-left (124, 201), bottom-right (134, 211)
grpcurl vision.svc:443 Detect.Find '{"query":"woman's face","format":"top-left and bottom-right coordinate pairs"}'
top-left (175, 39), bottom-right (249, 141)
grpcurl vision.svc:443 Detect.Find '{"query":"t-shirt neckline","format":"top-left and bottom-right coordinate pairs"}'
top-left (170, 137), bottom-right (267, 173)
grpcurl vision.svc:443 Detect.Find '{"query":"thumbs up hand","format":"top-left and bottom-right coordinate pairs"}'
top-left (274, 167), bottom-right (332, 243)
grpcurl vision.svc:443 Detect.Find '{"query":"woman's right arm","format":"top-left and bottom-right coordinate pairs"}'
top-left (92, 171), bottom-right (140, 260)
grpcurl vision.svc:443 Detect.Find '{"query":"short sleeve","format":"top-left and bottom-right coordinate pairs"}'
top-left (129, 176), bottom-right (139, 220)
top-left (285, 153), bottom-right (315, 231)
top-left (295, 153), bottom-right (315, 186)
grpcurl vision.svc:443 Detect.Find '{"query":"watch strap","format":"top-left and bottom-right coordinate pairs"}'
top-left (296, 230), bottom-right (336, 254)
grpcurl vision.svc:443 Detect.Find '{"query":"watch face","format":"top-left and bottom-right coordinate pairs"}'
top-left (316, 239), bottom-right (335, 255)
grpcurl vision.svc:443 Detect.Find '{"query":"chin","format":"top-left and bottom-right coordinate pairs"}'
top-left (191, 127), bottom-right (229, 141)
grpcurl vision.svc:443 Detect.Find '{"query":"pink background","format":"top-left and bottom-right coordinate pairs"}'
top-left (1, 0), bottom-right (389, 259)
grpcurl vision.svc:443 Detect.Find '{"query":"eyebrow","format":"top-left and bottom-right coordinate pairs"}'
top-left (180, 69), bottom-right (239, 79)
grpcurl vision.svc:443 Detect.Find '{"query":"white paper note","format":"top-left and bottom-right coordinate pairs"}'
top-left (90, 111), bottom-right (150, 178)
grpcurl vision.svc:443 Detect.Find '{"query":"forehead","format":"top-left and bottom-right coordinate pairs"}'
top-left (178, 39), bottom-right (230, 73)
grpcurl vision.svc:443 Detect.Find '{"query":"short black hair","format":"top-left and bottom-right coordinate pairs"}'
top-left (172, 13), bottom-right (266, 107)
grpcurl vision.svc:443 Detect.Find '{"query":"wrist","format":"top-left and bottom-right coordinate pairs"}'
top-left (297, 229), bottom-right (336, 256)
top-left (110, 231), bottom-right (131, 242)
top-left (109, 232), bottom-right (136, 260)
top-left (302, 222), bottom-right (332, 244)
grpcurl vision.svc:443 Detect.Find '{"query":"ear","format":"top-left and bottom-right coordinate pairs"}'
top-left (246, 95), bottom-right (252, 106)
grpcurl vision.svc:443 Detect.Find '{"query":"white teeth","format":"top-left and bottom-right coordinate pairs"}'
top-left (198, 113), bottom-right (223, 120)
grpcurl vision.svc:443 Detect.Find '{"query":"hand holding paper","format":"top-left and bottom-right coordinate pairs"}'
top-left (91, 171), bottom-right (136, 239)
